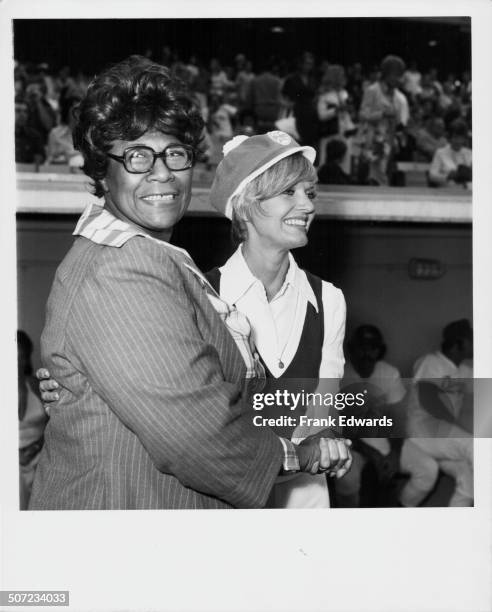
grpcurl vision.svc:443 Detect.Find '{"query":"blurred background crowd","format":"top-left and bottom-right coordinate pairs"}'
top-left (14, 45), bottom-right (472, 187)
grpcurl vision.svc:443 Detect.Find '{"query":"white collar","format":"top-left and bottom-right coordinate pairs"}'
top-left (73, 201), bottom-right (192, 259)
top-left (74, 202), bottom-right (222, 300)
top-left (219, 245), bottom-right (318, 311)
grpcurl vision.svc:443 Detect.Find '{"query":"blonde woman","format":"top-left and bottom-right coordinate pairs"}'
top-left (206, 131), bottom-right (350, 507)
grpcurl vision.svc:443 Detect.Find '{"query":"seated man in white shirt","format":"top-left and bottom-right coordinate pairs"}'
top-left (335, 325), bottom-right (440, 507)
top-left (428, 118), bottom-right (472, 187)
top-left (407, 319), bottom-right (474, 507)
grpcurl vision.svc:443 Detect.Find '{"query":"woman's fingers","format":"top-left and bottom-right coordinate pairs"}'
top-left (317, 437), bottom-right (330, 473)
top-left (336, 438), bottom-right (349, 463)
top-left (327, 438), bottom-right (341, 470)
top-left (333, 440), bottom-right (353, 478)
top-left (36, 368), bottom-right (51, 380)
top-left (317, 438), bottom-right (355, 475)
top-left (40, 379), bottom-right (59, 392)
top-left (317, 437), bottom-right (340, 474)
top-left (39, 375), bottom-right (60, 407)
top-left (342, 447), bottom-right (353, 476)
top-left (323, 439), bottom-right (352, 477)
top-left (41, 390), bottom-right (59, 403)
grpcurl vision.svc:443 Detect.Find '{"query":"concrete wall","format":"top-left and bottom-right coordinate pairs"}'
top-left (323, 223), bottom-right (472, 376)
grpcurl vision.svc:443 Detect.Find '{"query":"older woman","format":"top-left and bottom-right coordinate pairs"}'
top-left (30, 56), bottom-right (342, 511)
top-left (316, 64), bottom-right (355, 170)
top-left (358, 55), bottom-right (409, 185)
top-left (205, 131), bottom-right (349, 507)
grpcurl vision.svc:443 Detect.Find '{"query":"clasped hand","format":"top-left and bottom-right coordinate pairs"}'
top-left (37, 369), bottom-right (60, 405)
top-left (295, 432), bottom-right (352, 478)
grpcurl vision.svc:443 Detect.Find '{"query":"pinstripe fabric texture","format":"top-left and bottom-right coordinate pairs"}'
top-left (74, 203), bottom-right (265, 381)
top-left (29, 209), bottom-right (284, 510)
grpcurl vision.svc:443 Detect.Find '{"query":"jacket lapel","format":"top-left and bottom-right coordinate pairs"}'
top-left (181, 261), bottom-right (247, 384)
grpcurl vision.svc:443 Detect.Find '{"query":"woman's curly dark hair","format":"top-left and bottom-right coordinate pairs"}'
top-left (72, 55), bottom-right (204, 197)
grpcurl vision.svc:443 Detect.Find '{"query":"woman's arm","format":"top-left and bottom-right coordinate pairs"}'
top-left (320, 283), bottom-right (346, 380)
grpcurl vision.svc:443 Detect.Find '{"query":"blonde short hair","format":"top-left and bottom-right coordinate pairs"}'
top-left (230, 152), bottom-right (317, 244)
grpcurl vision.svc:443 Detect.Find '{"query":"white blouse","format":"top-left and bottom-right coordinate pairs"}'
top-left (219, 247), bottom-right (346, 508)
top-left (218, 246), bottom-right (346, 379)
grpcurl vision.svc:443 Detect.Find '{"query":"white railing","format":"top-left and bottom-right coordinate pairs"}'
top-left (16, 169), bottom-right (472, 223)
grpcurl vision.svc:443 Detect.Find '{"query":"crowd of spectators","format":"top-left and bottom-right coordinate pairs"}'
top-left (14, 50), bottom-right (472, 186)
top-left (14, 61), bottom-right (87, 169)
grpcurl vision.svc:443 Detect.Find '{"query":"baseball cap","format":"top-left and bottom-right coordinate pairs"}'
top-left (210, 131), bottom-right (316, 219)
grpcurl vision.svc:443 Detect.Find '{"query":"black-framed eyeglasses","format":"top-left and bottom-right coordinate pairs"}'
top-left (107, 144), bottom-right (195, 174)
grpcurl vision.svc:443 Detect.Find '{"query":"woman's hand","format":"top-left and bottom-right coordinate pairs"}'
top-left (322, 438), bottom-right (352, 479)
top-left (296, 436), bottom-right (352, 477)
top-left (36, 368), bottom-right (60, 405)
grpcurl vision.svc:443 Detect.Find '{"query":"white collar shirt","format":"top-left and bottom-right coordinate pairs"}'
top-left (408, 351), bottom-right (465, 435)
top-left (219, 246), bottom-right (345, 381)
top-left (342, 360), bottom-right (406, 455)
top-left (429, 144), bottom-right (472, 185)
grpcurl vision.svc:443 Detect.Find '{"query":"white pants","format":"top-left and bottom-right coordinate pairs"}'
top-left (335, 440), bottom-right (440, 506)
top-left (270, 473), bottom-right (330, 508)
top-left (411, 437), bottom-right (473, 506)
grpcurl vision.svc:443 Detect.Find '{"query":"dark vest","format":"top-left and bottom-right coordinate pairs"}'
top-left (205, 267), bottom-right (324, 439)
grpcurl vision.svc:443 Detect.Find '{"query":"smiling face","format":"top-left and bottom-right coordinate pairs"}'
top-left (102, 130), bottom-right (193, 241)
top-left (244, 181), bottom-right (316, 253)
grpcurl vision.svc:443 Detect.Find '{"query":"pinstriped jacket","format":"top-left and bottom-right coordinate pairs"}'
top-left (29, 211), bottom-right (283, 510)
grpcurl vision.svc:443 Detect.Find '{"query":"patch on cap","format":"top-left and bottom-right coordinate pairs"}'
top-left (267, 131), bottom-right (292, 146)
